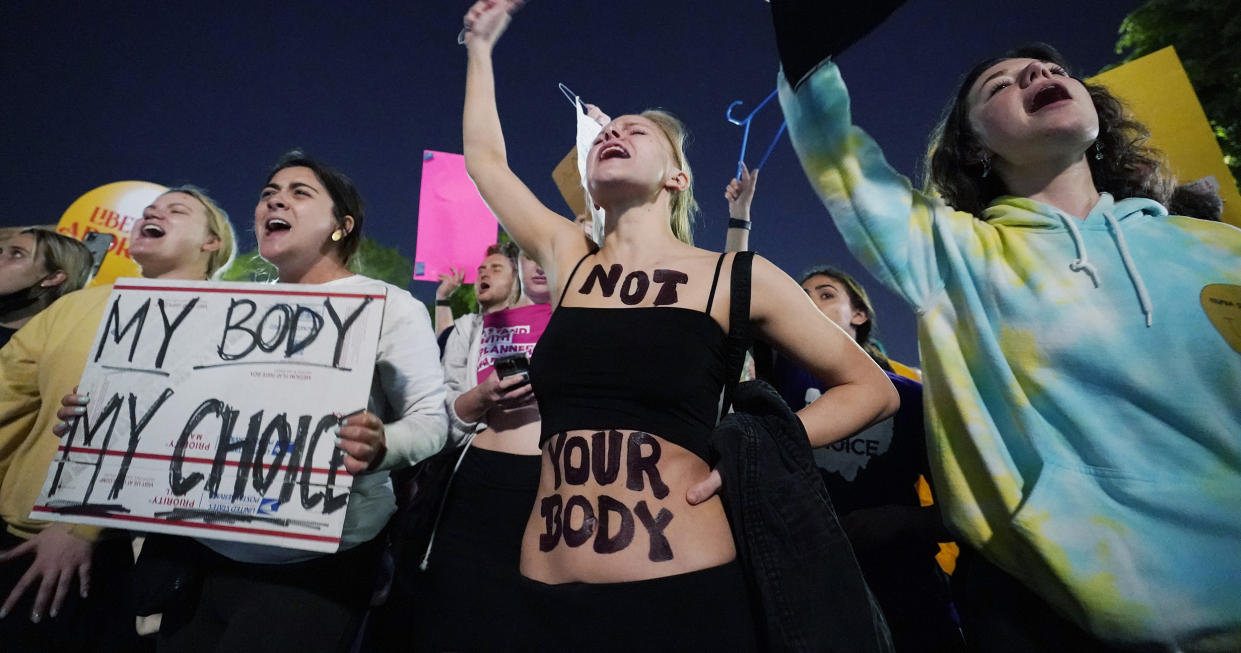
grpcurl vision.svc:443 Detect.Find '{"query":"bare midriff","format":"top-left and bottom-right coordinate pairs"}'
top-left (471, 400), bottom-right (542, 455)
top-left (520, 429), bottom-right (735, 584)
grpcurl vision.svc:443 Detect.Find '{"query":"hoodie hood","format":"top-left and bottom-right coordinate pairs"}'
top-left (984, 193), bottom-right (1166, 327)
top-left (981, 192), bottom-right (1168, 229)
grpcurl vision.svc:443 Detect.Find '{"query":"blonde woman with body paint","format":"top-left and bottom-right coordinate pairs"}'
top-left (462, 1), bottom-right (898, 649)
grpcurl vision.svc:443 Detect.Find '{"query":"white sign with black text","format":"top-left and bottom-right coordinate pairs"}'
top-left (32, 279), bottom-right (386, 553)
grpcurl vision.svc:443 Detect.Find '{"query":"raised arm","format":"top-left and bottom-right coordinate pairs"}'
top-left (433, 267), bottom-right (464, 337)
top-left (462, 0), bottom-right (581, 269)
top-left (750, 255), bottom-right (898, 446)
top-left (772, 0), bottom-right (988, 309)
top-left (723, 164), bottom-right (759, 253)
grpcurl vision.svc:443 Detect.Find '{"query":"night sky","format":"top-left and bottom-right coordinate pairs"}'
top-left (1, 0), bottom-right (1145, 364)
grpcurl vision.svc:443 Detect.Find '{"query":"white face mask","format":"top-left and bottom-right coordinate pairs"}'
top-left (570, 93), bottom-right (606, 246)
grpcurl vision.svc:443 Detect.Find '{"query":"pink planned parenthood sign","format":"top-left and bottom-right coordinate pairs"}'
top-left (414, 150), bottom-right (499, 284)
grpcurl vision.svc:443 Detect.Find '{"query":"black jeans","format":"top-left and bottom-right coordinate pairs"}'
top-left (712, 380), bottom-right (893, 652)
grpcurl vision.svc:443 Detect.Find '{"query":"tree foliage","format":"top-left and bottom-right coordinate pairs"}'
top-left (1116, 0), bottom-right (1241, 186)
top-left (217, 251), bottom-right (277, 282)
top-left (349, 237), bottom-right (413, 288)
top-left (219, 236), bottom-right (413, 288)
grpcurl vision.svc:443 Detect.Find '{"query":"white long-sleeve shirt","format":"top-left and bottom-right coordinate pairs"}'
top-left (441, 312), bottom-right (485, 445)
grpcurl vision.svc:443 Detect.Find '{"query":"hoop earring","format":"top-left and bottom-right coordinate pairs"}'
top-left (331, 229), bottom-right (345, 242)
top-left (980, 154), bottom-right (992, 179)
top-left (1094, 141), bottom-right (1104, 161)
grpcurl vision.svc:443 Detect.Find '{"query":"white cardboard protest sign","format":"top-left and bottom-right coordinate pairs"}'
top-left (31, 279), bottom-right (387, 553)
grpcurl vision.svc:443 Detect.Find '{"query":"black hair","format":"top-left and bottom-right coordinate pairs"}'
top-left (267, 150), bottom-right (366, 265)
top-left (799, 265), bottom-right (892, 372)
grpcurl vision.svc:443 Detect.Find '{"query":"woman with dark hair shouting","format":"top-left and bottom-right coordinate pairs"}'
top-left (771, 2), bottom-right (1241, 650)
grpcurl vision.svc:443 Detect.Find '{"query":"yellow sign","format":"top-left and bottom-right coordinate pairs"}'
top-left (1201, 284), bottom-right (1241, 354)
top-left (1088, 47), bottom-right (1241, 227)
top-left (56, 181), bottom-right (167, 286)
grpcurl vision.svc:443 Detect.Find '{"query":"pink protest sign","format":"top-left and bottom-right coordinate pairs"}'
top-left (477, 303), bottom-right (552, 384)
top-left (414, 150), bottom-right (499, 283)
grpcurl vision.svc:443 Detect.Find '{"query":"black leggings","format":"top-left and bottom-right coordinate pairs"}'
top-left (519, 561), bottom-right (760, 652)
top-left (369, 448), bottom-right (541, 652)
top-left (155, 535), bottom-right (383, 653)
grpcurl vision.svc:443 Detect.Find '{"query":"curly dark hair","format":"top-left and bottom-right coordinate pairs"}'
top-left (922, 43), bottom-right (1174, 216)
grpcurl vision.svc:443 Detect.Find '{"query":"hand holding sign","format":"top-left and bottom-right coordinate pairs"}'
top-left (335, 412), bottom-right (387, 474)
top-left (52, 389), bottom-right (89, 438)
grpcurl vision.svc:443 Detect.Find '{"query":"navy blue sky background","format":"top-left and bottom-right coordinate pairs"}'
top-left (1, 0), bottom-right (1144, 364)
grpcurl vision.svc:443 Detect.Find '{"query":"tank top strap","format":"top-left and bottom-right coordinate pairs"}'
top-left (557, 250), bottom-right (595, 306)
top-left (704, 252), bottom-right (729, 315)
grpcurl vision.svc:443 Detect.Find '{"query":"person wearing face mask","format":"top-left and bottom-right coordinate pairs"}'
top-left (463, 2), bottom-right (899, 649)
top-left (119, 152), bottom-right (446, 653)
top-left (771, 2), bottom-right (1241, 649)
top-left (371, 247), bottom-right (553, 652)
top-left (0, 229), bottom-right (94, 348)
top-left (0, 187), bottom-right (235, 653)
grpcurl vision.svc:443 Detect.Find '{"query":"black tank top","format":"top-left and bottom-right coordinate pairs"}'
top-left (530, 252), bottom-right (735, 462)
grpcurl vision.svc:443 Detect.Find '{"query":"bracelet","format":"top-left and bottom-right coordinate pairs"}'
top-left (435, 299), bottom-right (451, 307)
top-left (728, 218), bottom-right (752, 231)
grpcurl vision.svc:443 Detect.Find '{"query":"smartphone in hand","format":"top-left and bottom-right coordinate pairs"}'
top-left (493, 353), bottom-right (531, 385)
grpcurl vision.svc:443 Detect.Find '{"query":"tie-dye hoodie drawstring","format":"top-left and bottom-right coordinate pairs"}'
top-left (1053, 207), bottom-right (1154, 327)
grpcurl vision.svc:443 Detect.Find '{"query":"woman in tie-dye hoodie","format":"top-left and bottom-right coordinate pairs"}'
top-left (772, 10), bottom-right (1241, 651)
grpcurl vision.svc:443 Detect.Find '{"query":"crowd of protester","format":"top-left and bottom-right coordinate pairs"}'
top-left (1, 0), bottom-right (1238, 651)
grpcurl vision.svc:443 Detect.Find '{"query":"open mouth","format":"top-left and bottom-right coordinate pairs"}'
top-left (264, 217), bottom-right (291, 235)
top-left (478, 281), bottom-right (491, 293)
top-left (599, 143), bottom-right (630, 160)
top-left (1030, 84), bottom-right (1072, 112)
top-left (139, 224), bottom-right (166, 238)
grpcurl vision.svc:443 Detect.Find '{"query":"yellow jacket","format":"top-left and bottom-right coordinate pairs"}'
top-left (0, 284), bottom-right (113, 540)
